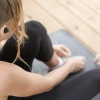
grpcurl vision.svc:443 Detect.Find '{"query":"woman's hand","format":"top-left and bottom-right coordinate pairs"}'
top-left (94, 54), bottom-right (100, 65)
top-left (65, 56), bottom-right (85, 73)
top-left (53, 44), bottom-right (72, 58)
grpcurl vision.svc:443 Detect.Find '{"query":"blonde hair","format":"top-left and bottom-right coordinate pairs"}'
top-left (0, 0), bottom-right (30, 69)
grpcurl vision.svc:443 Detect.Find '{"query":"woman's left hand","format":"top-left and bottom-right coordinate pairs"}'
top-left (53, 44), bottom-right (72, 58)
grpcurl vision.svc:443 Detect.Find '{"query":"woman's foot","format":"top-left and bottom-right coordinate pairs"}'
top-left (94, 54), bottom-right (100, 66)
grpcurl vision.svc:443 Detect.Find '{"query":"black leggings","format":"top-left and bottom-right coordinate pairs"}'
top-left (1, 21), bottom-right (100, 100)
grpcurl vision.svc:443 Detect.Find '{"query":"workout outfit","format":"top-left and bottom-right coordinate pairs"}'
top-left (0, 20), bottom-right (100, 100)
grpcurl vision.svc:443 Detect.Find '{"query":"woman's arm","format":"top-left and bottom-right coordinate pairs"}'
top-left (0, 61), bottom-right (54, 97)
top-left (0, 57), bottom-right (84, 97)
top-left (45, 56), bottom-right (85, 88)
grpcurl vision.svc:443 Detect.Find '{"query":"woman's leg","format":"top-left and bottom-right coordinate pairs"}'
top-left (25, 20), bottom-right (59, 68)
top-left (22, 69), bottom-right (100, 100)
top-left (1, 20), bottom-right (58, 72)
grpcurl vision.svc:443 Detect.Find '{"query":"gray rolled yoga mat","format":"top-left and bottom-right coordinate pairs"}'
top-left (32, 30), bottom-right (100, 100)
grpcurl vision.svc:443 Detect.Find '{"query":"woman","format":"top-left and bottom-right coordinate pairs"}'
top-left (0, 0), bottom-right (100, 100)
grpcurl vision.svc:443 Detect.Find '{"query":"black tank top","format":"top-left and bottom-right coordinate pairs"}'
top-left (0, 50), bottom-right (3, 60)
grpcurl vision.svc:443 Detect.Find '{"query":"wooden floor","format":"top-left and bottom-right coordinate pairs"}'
top-left (22, 0), bottom-right (100, 54)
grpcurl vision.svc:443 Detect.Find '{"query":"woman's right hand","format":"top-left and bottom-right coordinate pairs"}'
top-left (64, 56), bottom-right (85, 73)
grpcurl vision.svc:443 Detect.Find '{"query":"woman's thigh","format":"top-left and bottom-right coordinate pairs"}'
top-left (21, 69), bottom-right (100, 100)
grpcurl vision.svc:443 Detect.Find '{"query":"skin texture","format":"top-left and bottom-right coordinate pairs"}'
top-left (0, 22), bottom-right (85, 100)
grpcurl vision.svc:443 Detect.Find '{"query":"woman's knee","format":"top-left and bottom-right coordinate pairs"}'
top-left (25, 20), bottom-right (48, 37)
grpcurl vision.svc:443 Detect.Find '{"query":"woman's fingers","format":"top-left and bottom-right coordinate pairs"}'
top-left (60, 45), bottom-right (72, 56)
top-left (53, 44), bottom-right (72, 58)
top-left (58, 49), bottom-right (68, 57)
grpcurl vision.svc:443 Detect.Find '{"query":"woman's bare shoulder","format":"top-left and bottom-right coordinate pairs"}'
top-left (0, 61), bottom-right (22, 97)
top-left (0, 96), bottom-right (8, 100)
top-left (0, 61), bottom-right (20, 82)
top-left (0, 61), bottom-right (13, 96)
top-left (0, 61), bottom-right (14, 73)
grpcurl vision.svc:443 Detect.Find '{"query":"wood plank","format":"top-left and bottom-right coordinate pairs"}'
top-left (82, 0), bottom-right (100, 8)
top-left (34, 0), bottom-right (100, 53)
top-left (58, 0), bottom-right (100, 35)
top-left (24, 15), bottom-right (31, 22)
top-left (81, 0), bottom-right (100, 15)
top-left (22, 0), bottom-right (64, 33)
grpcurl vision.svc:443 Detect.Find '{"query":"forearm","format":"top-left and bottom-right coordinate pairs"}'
top-left (0, 61), bottom-right (71, 95)
top-left (45, 62), bottom-right (72, 88)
